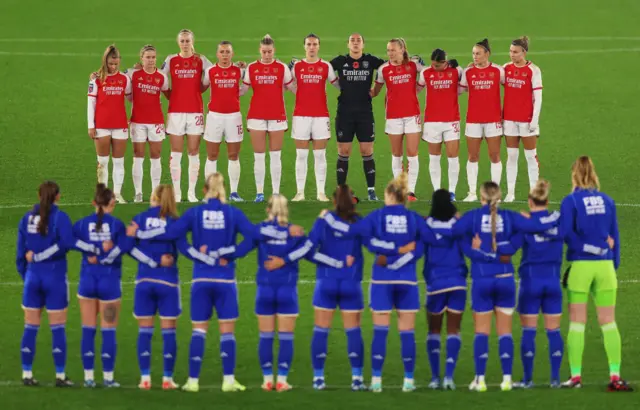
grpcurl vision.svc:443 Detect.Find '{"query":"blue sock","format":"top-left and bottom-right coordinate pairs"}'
top-left (345, 326), bottom-right (363, 377)
top-left (400, 330), bottom-right (416, 379)
top-left (101, 328), bottom-right (117, 373)
top-left (473, 333), bottom-right (489, 376)
top-left (162, 328), bottom-right (177, 378)
top-left (259, 332), bottom-right (274, 376)
top-left (371, 325), bottom-right (389, 377)
top-left (311, 326), bottom-right (329, 378)
top-left (426, 334), bottom-right (441, 381)
top-left (445, 334), bottom-right (461, 379)
top-left (51, 324), bottom-right (67, 375)
top-left (547, 328), bottom-right (564, 383)
top-left (521, 327), bottom-right (537, 383)
top-left (278, 332), bottom-right (294, 377)
top-left (81, 326), bottom-right (96, 372)
top-left (137, 327), bottom-right (154, 376)
top-left (188, 329), bottom-right (206, 379)
top-left (21, 324), bottom-right (39, 372)
top-left (220, 333), bottom-right (236, 377)
top-left (499, 334), bottom-right (514, 377)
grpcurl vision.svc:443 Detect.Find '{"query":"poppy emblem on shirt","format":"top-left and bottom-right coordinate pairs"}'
top-left (146, 76), bottom-right (153, 83)
top-left (308, 66), bottom-right (315, 73)
top-left (363, 61), bottom-right (369, 68)
top-left (514, 70), bottom-right (520, 76)
top-left (184, 61), bottom-right (191, 68)
top-left (263, 67), bottom-right (270, 74)
top-left (222, 70), bottom-right (229, 77)
top-left (353, 62), bottom-right (360, 69)
top-left (397, 66), bottom-right (403, 73)
top-left (479, 72), bottom-right (486, 78)
top-left (437, 72), bottom-right (444, 78)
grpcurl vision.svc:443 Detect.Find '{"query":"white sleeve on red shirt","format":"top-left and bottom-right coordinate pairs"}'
top-left (161, 72), bottom-right (169, 91)
top-left (202, 68), bottom-right (211, 87)
top-left (239, 83), bottom-right (249, 96)
top-left (531, 89), bottom-right (543, 126)
top-left (497, 64), bottom-right (505, 85)
top-left (283, 62), bottom-right (293, 86)
top-left (456, 66), bottom-right (463, 81)
top-left (531, 63), bottom-right (543, 90)
top-left (125, 74), bottom-right (132, 95)
top-left (416, 69), bottom-right (426, 87)
top-left (87, 80), bottom-right (97, 128)
top-left (375, 64), bottom-right (386, 84)
top-left (242, 63), bottom-right (252, 86)
top-left (325, 61), bottom-right (339, 90)
top-left (200, 55), bottom-right (213, 71)
top-left (123, 68), bottom-right (137, 79)
top-left (459, 67), bottom-right (469, 87)
top-left (160, 55), bottom-right (174, 76)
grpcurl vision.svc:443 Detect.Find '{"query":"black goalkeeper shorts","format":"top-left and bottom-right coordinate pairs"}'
top-left (335, 111), bottom-right (375, 144)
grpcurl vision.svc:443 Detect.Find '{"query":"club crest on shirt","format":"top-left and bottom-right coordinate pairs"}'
top-left (318, 66), bottom-right (323, 73)
top-left (118, 79), bottom-right (124, 85)
top-left (522, 72), bottom-right (528, 77)
top-left (231, 71), bottom-right (237, 77)
top-left (447, 72), bottom-right (453, 78)
top-left (155, 78), bottom-right (161, 84)
top-left (273, 67), bottom-right (279, 73)
top-left (363, 61), bottom-right (369, 69)
top-left (489, 72), bottom-right (495, 78)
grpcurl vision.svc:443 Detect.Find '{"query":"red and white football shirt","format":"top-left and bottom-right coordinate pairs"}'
top-left (418, 65), bottom-right (463, 122)
top-left (161, 53), bottom-right (212, 114)
top-left (88, 72), bottom-right (131, 129)
top-left (376, 61), bottom-right (421, 119)
top-left (503, 61), bottom-right (543, 122)
top-left (459, 63), bottom-right (505, 123)
top-left (291, 59), bottom-right (337, 117)
top-left (203, 64), bottom-right (242, 114)
top-left (243, 60), bottom-right (293, 120)
top-left (127, 69), bottom-right (168, 124)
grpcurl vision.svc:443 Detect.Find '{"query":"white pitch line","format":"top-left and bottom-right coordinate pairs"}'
top-left (1, 48), bottom-right (640, 59)
top-left (1, 36), bottom-right (640, 43)
top-left (1, 279), bottom-right (639, 287)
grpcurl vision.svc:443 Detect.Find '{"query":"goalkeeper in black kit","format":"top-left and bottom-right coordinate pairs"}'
top-left (330, 33), bottom-right (385, 201)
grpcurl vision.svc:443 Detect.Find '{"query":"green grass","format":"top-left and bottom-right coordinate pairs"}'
top-left (1, 0), bottom-right (640, 408)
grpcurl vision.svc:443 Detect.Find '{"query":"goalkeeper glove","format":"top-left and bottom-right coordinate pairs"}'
top-left (410, 54), bottom-right (425, 66)
top-left (288, 57), bottom-right (300, 71)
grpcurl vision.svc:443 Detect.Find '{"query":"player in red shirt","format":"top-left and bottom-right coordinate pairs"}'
top-left (243, 34), bottom-right (295, 203)
top-left (202, 41), bottom-right (248, 202)
top-left (459, 39), bottom-right (505, 202)
top-left (417, 49), bottom-right (463, 201)
top-left (290, 34), bottom-right (339, 202)
top-left (372, 38), bottom-right (422, 201)
top-left (161, 29), bottom-right (212, 203)
top-left (87, 45), bottom-right (132, 204)
top-left (503, 36), bottom-right (543, 203)
top-left (127, 45), bottom-right (170, 203)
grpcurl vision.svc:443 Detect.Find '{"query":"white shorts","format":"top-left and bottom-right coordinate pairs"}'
top-left (503, 120), bottom-right (539, 137)
top-left (422, 121), bottom-right (461, 144)
top-left (130, 123), bottom-right (166, 143)
top-left (465, 122), bottom-right (503, 138)
top-left (291, 116), bottom-right (331, 141)
top-left (246, 119), bottom-right (288, 132)
top-left (385, 115), bottom-right (422, 135)
top-left (204, 112), bottom-right (244, 143)
top-left (166, 113), bottom-right (204, 136)
top-left (96, 128), bottom-right (129, 140)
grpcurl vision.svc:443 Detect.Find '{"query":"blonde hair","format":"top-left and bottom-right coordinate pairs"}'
top-left (389, 38), bottom-right (409, 64)
top-left (139, 44), bottom-right (156, 60)
top-left (260, 34), bottom-right (275, 46)
top-left (529, 179), bottom-right (550, 206)
top-left (385, 172), bottom-right (409, 204)
top-left (177, 29), bottom-right (196, 54)
top-left (480, 181), bottom-right (501, 252)
top-left (151, 185), bottom-right (178, 219)
top-left (571, 156), bottom-right (600, 191)
top-left (98, 44), bottom-right (120, 82)
top-left (204, 173), bottom-right (226, 203)
top-left (511, 35), bottom-right (529, 52)
top-left (266, 195), bottom-right (289, 226)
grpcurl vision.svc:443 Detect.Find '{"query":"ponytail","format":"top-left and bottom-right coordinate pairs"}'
top-left (203, 173), bottom-right (226, 203)
top-left (266, 195), bottom-right (289, 226)
top-left (571, 156), bottom-right (600, 191)
top-left (385, 172), bottom-right (409, 204)
top-left (35, 181), bottom-right (60, 236)
top-left (475, 38), bottom-right (491, 53)
top-left (261, 34), bottom-right (275, 46)
top-left (151, 185), bottom-right (178, 219)
top-left (480, 181), bottom-right (501, 252)
top-left (334, 185), bottom-right (358, 223)
top-left (94, 183), bottom-right (114, 232)
top-left (97, 44), bottom-right (120, 82)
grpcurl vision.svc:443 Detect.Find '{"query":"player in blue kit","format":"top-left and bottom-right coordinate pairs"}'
top-left (128, 185), bottom-right (188, 391)
top-left (503, 180), bottom-right (565, 389)
top-left (450, 181), bottom-right (560, 392)
top-left (17, 181), bottom-right (101, 387)
top-left (140, 173), bottom-right (256, 393)
top-left (231, 194), bottom-right (308, 392)
top-left (275, 185), bottom-right (367, 391)
top-left (73, 184), bottom-right (131, 388)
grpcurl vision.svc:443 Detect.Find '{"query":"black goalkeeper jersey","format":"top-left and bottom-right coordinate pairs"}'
top-left (330, 53), bottom-right (385, 113)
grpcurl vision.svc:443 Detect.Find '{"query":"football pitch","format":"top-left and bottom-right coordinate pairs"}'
top-left (1, 0), bottom-right (640, 408)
